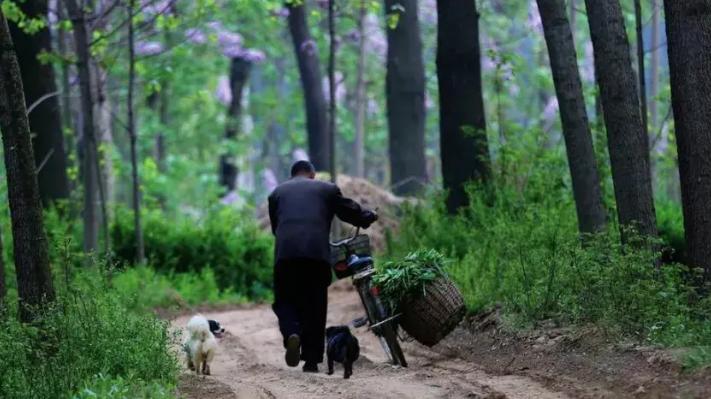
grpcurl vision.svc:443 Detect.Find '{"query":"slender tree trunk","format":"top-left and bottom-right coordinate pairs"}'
top-left (436, 0), bottom-right (491, 213)
top-left (650, 3), bottom-right (660, 131)
top-left (634, 0), bottom-right (648, 139)
top-left (0, 230), bottom-right (5, 307)
top-left (583, 0), bottom-right (657, 239)
top-left (0, 11), bottom-right (55, 321)
top-left (664, 0), bottom-right (711, 283)
top-left (353, 0), bottom-right (367, 178)
top-left (220, 57), bottom-right (251, 191)
top-left (538, 0), bottom-right (607, 234)
top-left (384, 0), bottom-right (428, 196)
top-left (9, 0), bottom-right (70, 207)
top-left (286, 1), bottom-right (330, 171)
top-left (328, 0), bottom-right (337, 183)
top-left (65, 0), bottom-right (101, 253)
top-left (126, 0), bottom-right (144, 264)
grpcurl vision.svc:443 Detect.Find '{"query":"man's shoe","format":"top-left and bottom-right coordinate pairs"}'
top-left (285, 334), bottom-right (301, 367)
top-left (302, 362), bottom-right (318, 373)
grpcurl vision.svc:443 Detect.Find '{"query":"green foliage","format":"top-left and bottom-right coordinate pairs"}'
top-left (374, 249), bottom-right (449, 308)
top-left (111, 207), bottom-right (273, 301)
top-left (111, 265), bottom-right (250, 312)
top-left (0, 269), bottom-right (179, 399)
top-left (73, 374), bottom-right (175, 399)
top-left (387, 182), bottom-right (711, 360)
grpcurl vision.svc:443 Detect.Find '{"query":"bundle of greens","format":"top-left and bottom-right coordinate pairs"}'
top-left (374, 249), bottom-right (450, 308)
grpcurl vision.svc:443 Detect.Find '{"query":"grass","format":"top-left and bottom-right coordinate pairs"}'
top-left (386, 183), bottom-right (711, 368)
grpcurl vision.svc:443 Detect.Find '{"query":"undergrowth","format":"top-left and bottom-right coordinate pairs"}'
top-left (0, 264), bottom-right (180, 399)
top-left (387, 182), bottom-right (711, 367)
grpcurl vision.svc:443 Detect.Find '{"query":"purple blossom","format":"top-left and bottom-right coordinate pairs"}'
top-left (215, 75), bottom-right (232, 106)
top-left (262, 169), bottom-right (278, 192)
top-left (135, 41), bottom-right (164, 56)
top-left (238, 49), bottom-right (266, 63)
top-left (142, 0), bottom-right (173, 16)
top-left (218, 30), bottom-right (243, 49)
top-left (185, 28), bottom-right (207, 45)
top-left (300, 39), bottom-right (318, 57)
top-left (419, 0), bottom-right (437, 25)
top-left (207, 21), bottom-right (224, 31)
top-left (322, 71), bottom-right (346, 105)
top-left (220, 190), bottom-right (240, 206)
top-left (271, 7), bottom-right (289, 18)
top-left (542, 96), bottom-right (559, 122)
top-left (527, 1), bottom-right (543, 34)
top-left (293, 148), bottom-right (310, 163)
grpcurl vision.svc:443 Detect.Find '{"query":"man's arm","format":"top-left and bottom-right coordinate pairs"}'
top-left (332, 186), bottom-right (377, 228)
top-left (268, 192), bottom-right (278, 235)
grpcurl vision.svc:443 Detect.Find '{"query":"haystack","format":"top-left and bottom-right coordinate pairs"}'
top-left (256, 174), bottom-right (413, 253)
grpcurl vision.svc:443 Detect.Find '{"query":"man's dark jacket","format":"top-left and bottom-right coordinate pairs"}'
top-left (268, 177), bottom-right (375, 265)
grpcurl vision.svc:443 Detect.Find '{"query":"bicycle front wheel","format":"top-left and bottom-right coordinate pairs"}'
top-left (379, 323), bottom-right (407, 367)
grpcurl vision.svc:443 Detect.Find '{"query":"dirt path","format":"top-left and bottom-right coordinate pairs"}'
top-left (174, 282), bottom-right (569, 399)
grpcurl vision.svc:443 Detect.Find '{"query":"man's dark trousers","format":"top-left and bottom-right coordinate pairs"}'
top-left (272, 259), bottom-right (331, 364)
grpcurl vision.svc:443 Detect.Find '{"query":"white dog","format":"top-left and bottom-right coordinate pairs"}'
top-left (183, 315), bottom-right (218, 375)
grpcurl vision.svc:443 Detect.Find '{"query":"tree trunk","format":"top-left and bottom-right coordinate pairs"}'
top-left (65, 0), bottom-right (101, 253)
top-left (569, 0), bottom-right (576, 38)
top-left (0, 10), bottom-right (55, 321)
top-left (328, 0), bottom-right (337, 183)
top-left (436, 0), bottom-right (491, 212)
top-left (127, 0), bottom-right (144, 264)
top-left (0, 230), bottom-right (5, 306)
top-left (583, 0), bottom-right (657, 239)
top-left (9, 0), bottom-right (70, 207)
top-left (220, 57), bottom-right (252, 191)
top-left (664, 0), bottom-right (711, 283)
top-left (634, 0), bottom-right (648, 139)
top-left (384, 0), bottom-right (428, 196)
top-left (353, 0), bottom-right (367, 178)
top-left (650, 3), bottom-right (660, 132)
top-left (286, 1), bottom-right (330, 171)
top-left (537, 0), bottom-right (607, 234)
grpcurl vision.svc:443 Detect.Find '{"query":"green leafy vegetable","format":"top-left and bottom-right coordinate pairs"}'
top-left (374, 249), bottom-right (449, 308)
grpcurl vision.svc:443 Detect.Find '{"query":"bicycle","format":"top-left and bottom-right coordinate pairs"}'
top-left (330, 228), bottom-right (408, 367)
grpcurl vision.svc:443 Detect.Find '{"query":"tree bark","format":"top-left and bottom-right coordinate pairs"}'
top-left (0, 10), bottom-right (55, 321)
top-left (537, 0), bottom-right (607, 234)
top-left (353, 0), bottom-right (367, 178)
top-left (127, 0), bottom-right (144, 264)
top-left (436, 0), bottom-right (491, 212)
top-left (220, 57), bottom-right (251, 191)
top-left (583, 0), bottom-right (657, 239)
top-left (65, 0), bottom-right (101, 253)
top-left (664, 0), bottom-right (711, 282)
top-left (384, 0), bottom-right (428, 196)
top-left (634, 0), bottom-right (648, 139)
top-left (328, 0), bottom-right (337, 183)
top-left (0, 230), bottom-right (5, 306)
top-left (9, 0), bottom-right (70, 207)
top-left (650, 3), bottom-right (660, 131)
top-left (286, 1), bottom-right (330, 171)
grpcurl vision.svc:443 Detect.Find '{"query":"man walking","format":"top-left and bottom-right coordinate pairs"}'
top-left (268, 160), bottom-right (377, 372)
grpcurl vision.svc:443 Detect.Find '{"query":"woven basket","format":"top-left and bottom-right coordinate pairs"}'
top-left (399, 277), bottom-right (466, 347)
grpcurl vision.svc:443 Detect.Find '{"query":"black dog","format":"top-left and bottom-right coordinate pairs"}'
top-left (326, 326), bottom-right (360, 379)
top-left (209, 319), bottom-right (226, 338)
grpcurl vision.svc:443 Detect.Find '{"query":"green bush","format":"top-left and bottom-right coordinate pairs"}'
top-left (110, 265), bottom-right (251, 312)
top-left (387, 183), bottom-right (711, 355)
top-left (0, 268), bottom-right (179, 399)
top-left (111, 206), bottom-right (273, 300)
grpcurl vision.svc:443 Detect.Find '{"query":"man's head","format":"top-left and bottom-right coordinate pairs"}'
top-left (291, 160), bottom-right (316, 179)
